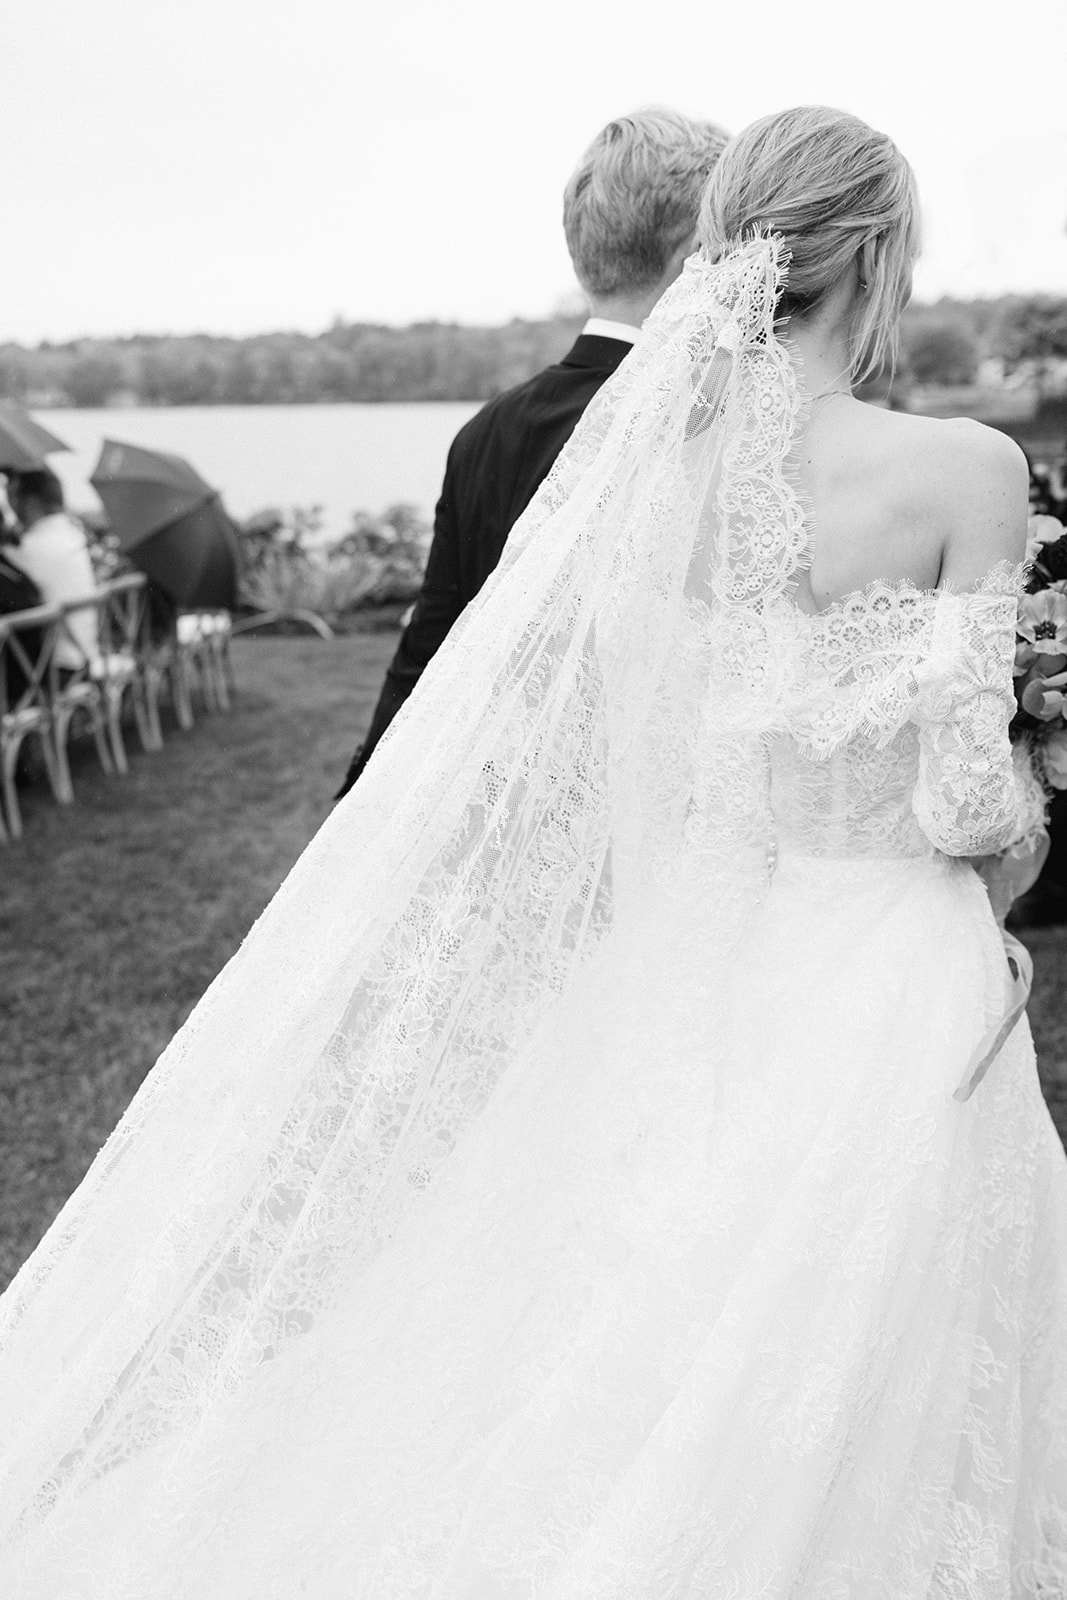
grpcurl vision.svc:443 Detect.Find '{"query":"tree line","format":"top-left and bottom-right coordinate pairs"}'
top-left (1, 296), bottom-right (1065, 410)
top-left (0, 318), bottom-right (586, 409)
top-left (902, 295), bottom-right (1067, 388)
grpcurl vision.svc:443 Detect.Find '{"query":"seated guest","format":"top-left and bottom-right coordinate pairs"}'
top-left (0, 548), bottom-right (44, 702)
top-left (6, 467), bottom-right (100, 670)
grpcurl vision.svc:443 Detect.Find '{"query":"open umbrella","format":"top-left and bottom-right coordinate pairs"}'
top-left (90, 440), bottom-right (240, 610)
top-left (0, 403), bottom-right (70, 472)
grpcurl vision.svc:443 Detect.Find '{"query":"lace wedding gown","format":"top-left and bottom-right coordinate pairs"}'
top-left (1, 241), bottom-right (1065, 1598)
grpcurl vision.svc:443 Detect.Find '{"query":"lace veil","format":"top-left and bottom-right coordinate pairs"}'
top-left (0, 236), bottom-right (807, 1532)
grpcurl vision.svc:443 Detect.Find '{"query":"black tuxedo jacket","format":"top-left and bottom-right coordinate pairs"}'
top-left (336, 333), bottom-right (632, 796)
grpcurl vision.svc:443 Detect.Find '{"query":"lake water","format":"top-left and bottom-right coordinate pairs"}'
top-left (35, 402), bottom-right (484, 540)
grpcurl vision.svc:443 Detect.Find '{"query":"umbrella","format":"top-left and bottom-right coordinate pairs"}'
top-left (0, 404), bottom-right (70, 472)
top-left (90, 440), bottom-right (240, 610)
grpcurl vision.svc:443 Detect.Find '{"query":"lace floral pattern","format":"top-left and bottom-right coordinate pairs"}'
top-left (765, 564), bottom-right (1037, 862)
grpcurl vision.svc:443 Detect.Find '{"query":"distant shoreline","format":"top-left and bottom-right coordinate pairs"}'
top-left (3, 292), bottom-right (1065, 412)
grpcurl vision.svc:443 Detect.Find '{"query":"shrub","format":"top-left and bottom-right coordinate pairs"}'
top-left (235, 504), bottom-right (431, 621)
top-left (327, 504), bottom-right (432, 605)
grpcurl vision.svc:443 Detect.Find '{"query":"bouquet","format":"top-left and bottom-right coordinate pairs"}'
top-left (1014, 512), bottom-right (1067, 791)
top-left (971, 510), bottom-right (1066, 924)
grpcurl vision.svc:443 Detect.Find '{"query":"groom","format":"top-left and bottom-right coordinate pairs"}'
top-left (336, 107), bottom-right (729, 796)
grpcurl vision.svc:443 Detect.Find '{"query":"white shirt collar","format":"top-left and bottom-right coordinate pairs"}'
top-left (580, 317), bottom-right (641, 346)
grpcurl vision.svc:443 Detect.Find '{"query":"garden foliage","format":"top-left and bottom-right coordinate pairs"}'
top-left (237, 503), bottom-right (432, 623)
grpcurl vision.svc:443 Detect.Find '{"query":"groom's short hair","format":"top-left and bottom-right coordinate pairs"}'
top-left (563, 108), bottom-right (730, 298)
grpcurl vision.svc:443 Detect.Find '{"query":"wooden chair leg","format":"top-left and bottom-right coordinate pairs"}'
top-left (91, 706), bottom-right (115, 776)
top-left (2, 737), bottom-right (24, 840)
top-left (199, 650), bottom-right (220, 713)
top-left (142, 670), bottom-right (165, 749)
top-left (171, 656), bottom-right (194, 730)
top-left (209, 638), bottom-right (231, 711)
top-left (133, 680), bottom-right (161, 753)
top-left (212, 658), bottom-right (230, 711)
top-left (51, 709), bottom-right (76, 803)
top-left (105, 689), bottom-right (129, 775)
top-left (221, 635), bottom-right (236, 699)
top-left (0, 741), bottom-right (11, 844)
top-left (37, 726), bottom-right (66, 805)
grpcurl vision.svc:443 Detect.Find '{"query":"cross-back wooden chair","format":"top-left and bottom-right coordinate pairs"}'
top-left (141, 589), bottom-right (194, 734)
top-left (48, 592), bottom-right (118, 803)
top-left (176, 610), bottom-right (235, 713)
top-left (51, 577), bottom-right (158, 794)
top-left (0, 604), bottom-right (69, 841)
top-left (204, 611), bottom-right (235, 710)
top-left (96, 573), bottom-right (164, 759)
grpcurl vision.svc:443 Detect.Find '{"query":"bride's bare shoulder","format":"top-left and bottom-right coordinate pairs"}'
top-left (864, 409), bottom-right (1028, 583)
top-left (867, 407), bottom-right (1025, 483)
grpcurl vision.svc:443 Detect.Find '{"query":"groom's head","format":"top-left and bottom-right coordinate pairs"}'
top-left (563, 108), bottom-right (730, 317)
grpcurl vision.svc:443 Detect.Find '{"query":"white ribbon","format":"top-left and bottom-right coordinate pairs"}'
top-left (954, 930), bottom-right (1033, 1102)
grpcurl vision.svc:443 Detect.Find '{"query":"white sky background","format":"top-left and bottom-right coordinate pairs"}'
top-left (2, 0), bottom-right (1065, 343)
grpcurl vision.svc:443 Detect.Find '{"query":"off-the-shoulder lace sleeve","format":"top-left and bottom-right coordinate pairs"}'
top-left (909, 567), bottom-right (1026, 856)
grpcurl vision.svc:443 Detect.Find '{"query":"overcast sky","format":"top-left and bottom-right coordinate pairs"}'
top-left (3, 0), bottom-right (1065, 342)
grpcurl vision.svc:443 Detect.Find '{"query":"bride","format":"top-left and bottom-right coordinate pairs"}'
top-left (1, 106), bottom-right (1065, 1597)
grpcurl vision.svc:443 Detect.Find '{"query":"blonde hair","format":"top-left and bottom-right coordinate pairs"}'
top-left (564, 108), bottom-right (730, 298)
top-left (699, 106), bottom-right (920, 383)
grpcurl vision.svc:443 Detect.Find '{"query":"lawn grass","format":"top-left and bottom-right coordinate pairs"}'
top-left (0, 633), bottom-right (394, 1289)
top-left (1, 633), bottom-right (1065, 1292)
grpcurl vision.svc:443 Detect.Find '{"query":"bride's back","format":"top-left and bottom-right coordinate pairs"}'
top-left (698, 106), bottom-right (1026, 611)
top-left (766, 398), bottom-right (1027, 863)
top-left (790, 400), bottom-right (1026, 616)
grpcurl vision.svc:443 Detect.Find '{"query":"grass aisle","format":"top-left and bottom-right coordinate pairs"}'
top-left (1, 633), bottom-right (1065, 1291)
top-left (0, 634), bottom-right (393, 1289)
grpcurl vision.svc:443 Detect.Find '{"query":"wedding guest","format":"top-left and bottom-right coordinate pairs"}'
top-left (336, 106), bottom-right (729, 796)
top-left (0, 547), bottom-right (44, 703)
top-left (6, 466), bottom-right (100, 670)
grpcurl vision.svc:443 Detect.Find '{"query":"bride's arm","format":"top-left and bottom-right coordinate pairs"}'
top-left (911, 424), bottom-right (1030, 857)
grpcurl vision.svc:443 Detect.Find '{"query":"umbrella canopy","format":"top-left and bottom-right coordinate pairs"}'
top-left (91, 440), bottom-right (240, 610)
top-left (0, 404), bottom-right (70, 472)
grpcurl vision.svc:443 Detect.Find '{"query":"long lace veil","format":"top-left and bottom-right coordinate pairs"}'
top-left (0, 235), bottom-right (807, 1536)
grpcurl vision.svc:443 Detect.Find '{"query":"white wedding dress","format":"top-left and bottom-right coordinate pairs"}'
top-left (1, 240), bottom-right (1065, 1597)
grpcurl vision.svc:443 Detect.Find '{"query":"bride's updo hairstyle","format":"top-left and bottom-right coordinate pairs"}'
top-left (700, 106), bottom-right (920, 383)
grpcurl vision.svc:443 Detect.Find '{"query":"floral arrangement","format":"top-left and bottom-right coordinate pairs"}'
top-left (1014, 512), bottom-right (1067, 789)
